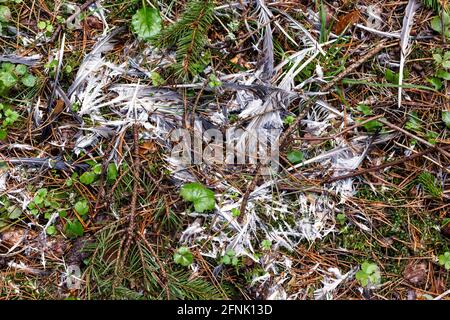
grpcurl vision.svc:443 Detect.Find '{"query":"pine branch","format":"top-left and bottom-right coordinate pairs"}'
top-left (153, 0), bottom-right (214, 79)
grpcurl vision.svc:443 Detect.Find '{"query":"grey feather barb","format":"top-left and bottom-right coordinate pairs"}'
top-left (0, 54), bottom-right (41, 66)
top-left (398, 0), bottom-right (420, 108)
top-left (5, 157), bottom-right (89, 171)
top-left (67, 27), bottom-right (125, 97)
top-left (255, 0), bottom-right (274, 83)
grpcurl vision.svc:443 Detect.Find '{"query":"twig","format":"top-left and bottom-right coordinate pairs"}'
top-left (378, 118), bottom-right (450, 158)
top-left (325, 145), bottom-right (450, 184)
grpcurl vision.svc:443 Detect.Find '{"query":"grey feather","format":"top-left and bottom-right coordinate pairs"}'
top-left (398, 0), bottom-right (420, 108)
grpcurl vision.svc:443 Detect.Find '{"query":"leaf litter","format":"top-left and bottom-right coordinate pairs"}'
top-left (0, 0), bottom-right (449, 300)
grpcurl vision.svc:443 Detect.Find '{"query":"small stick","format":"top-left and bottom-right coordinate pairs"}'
top-left (325, 145), bottom-right (450, 184)
top-left (378, 118), bottom-right (450, 159)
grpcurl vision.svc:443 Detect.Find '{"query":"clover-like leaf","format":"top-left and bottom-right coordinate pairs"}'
top-left (15, 64), bottom-right (27, 76)
top-left (80, 171), bottom-right (96, 185)
top-left (442, 111), bottom-right (450, 129)
top-left (131, 7), bottom-right (162, 41)
top-left (287, 150), bottom-right (304, 164)
top-left (437, 69), bottom-right (450, 80)
top-left (65, 219), bottom-right (84, 238)
top-left (74, 200), bottom-right (89, 216)
top-left (0, 71), bottom-right (17, 88)
top-left (438, 252), bottom-right (450, 270)
top-left (356, 261), bottom-right (381, 287)
top-left (0, 5), bottom-right (11, 23)
top-left (180, 182), bottom-right (215, 213)
top-left (21, 73), bottom-right (36, 87)
top-left (173, 246), bottom-right (194, 267)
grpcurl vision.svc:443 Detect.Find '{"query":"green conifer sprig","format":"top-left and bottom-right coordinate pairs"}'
top-left (421, 0), bottom-right (444, 12)
top-left (153, 0), bottom-right (214, 79)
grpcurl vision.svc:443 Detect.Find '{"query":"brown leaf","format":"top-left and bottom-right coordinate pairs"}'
top-left (333, 10), bottom-right (360, 34)
top-left (403, 261), bottom-right (427, 286)
top-left (139, 140), bottom-right (158, 155)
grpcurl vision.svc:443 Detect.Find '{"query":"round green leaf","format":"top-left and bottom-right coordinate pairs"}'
top-left (74, 200), bottom-right (89, 216)
top-left (46, 225), bottom-right (56, 235)
top-left (173, 246), bottom-right (194, 266)
top-left (0, 5), bottom-right (11, 23)
top-left (80, 171), bottom-right (96, 185)
top-left (131, 7), bottom-right (162, 41)
top-left (37, 21), bottom-right (46, 30)
top-left (287, 150), bottom-right (304, 164)
top-left (65, 219), bottom-right (84, 238)
top-left (431, 16), bottom-right (443, 33)
top-left (180, 182), bottom-right (216, 213)
top-left (21, 74), bottom-right (36, 87)
top-left (0, 71), bottom-right (17, 88)
top-left (15, 64), bottom-right (27, 76)
top-left (442, 111), bottom-right (450, 129)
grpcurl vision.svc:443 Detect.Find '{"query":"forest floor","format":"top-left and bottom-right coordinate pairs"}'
top-left (0, 0), bottom-right (449, 300)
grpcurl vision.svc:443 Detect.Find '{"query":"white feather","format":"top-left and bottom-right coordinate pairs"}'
top-left (398, 0), bottom-right (420, 108)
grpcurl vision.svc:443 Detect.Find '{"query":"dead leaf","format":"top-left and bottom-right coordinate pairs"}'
top-left (403, 261), bottom-right (427, 286)
top-left (139, 140), bottom-right (158, 155)
top-left (333, 10), bottom-right (360, 34)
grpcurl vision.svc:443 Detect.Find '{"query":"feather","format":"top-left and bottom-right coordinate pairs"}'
top-left (68, 27), bottom-right (124, 96)
top-left (255, 0), bottom-right (274, 82)
top-left (398, 0), bottom-right (420, 108)
top-left (0, 54), bottom-right (41, 66)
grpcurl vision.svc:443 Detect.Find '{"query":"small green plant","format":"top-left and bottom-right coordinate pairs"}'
top-left (231, 208), bottom-right (240, 218)
top-left (385, 68), bottom-right (401, 85)
top-left (430, 11), bottom-right (450, 39)
top-left (74, 200), bottom-right (90, 216)
top-left (438, 251), bottom-right (450, 270)
top-left (37, 20), bottom-right (54, 35)
top-left (44, 59), bottom-right (58, 77)
top-left (355, 104), bottom-right (384, 132)
top-left (0, 196), bottom-right (22, 223)
top-left (173, 247), bottom-right (194, 266)
top-left (283, 115), bottom-right (295, 126)
top-left (0, 103), bottom-right (19, 139)
top-left (405, 112), bottom-right (422, 132)
top-left (355, 262), bottom-right (381, 287)
top-left (46, 225), bottom-right (57, 235)
top-left (152, 0), bottom-right (215, 79)
top-left (180, 182), bottom-right (216, 213)
top-left (131, 5), bottom-right (162, 41)
top-left (65, 218), bottom-right (84, 238)
top-left (79, 162), bottom-right (103, 185)
top-left (0, 62), bottom-right (36, 96)
top-left (336, 213), bottom-right (346, 225)
top-left (80, 171), bottom-right (97, 185)
top-left (417, 171), bottom-right (442, 198)
top-left (287, 150), bottom-right (304, 164)
top-left (429, 50), bottom-right (450, 90)
top-left (221, 249), bottom-right (239, 266)
top-left (0, 5), bottom-right (11, 24)
top-left (150, 71), bottom-right (165, 86)
top-left (27, 188), bottom-right (62, 218)
top-left (443, 111), bottom-right (450, 129)
top-left (421, 0), bottom-right (444, 12)
top-left (208, 74), bottom-right (222, 88)
top-left (261, 239), bottom-right (272, 251)
top-left (107, 163), bottom-right (118, 182)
